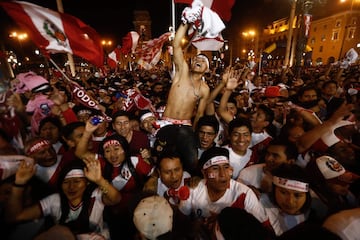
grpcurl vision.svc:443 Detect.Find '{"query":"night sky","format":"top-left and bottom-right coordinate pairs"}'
top-left (0, 0), bottom-right (350, 48)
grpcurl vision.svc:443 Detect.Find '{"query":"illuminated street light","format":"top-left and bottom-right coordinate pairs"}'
top-left (101, 40), bottom-right (112, 47)
top-left (8, 31), bottom-right (29, 70)
top-left (101, 39), bottom-right (113, 54)
top-left (242, 29), bottom-right (258, 62)
top-left (242, 30), bottom-right (255, 38)
top-left (9, 31), bottom-right (28, 41)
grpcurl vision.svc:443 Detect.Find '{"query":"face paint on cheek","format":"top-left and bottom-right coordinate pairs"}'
top-left (208, 172), bottom-right (216, 179)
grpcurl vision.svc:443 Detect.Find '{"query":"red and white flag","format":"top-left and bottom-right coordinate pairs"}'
top-left (136, 32), bottom-right (171, 70)
top-left (122, 88), bottom-right (156, 113)
top-left (0, 1), bottom-right (104, 67)
top-left (174, 0), bottom-right (235, 21)
top-left (107, 46), bottom-right (121, 68)
top-left (120, 31), bottom-right (140, 55)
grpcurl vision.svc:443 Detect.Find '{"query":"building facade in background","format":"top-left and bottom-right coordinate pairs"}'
top-left (260, 9), bottom-right (360, 67)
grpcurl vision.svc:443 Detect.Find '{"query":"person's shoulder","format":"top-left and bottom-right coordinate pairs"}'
top-left (241, 163), bottom-right (265, 173)
top-left (133, 130), bottom-right (149, 138)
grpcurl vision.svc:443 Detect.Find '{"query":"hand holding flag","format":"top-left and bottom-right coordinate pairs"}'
top-left (174, 0), bottom-right (235, 22)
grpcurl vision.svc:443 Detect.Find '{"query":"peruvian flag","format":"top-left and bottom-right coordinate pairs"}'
top-left (136, 32), bottom-right (171, 70)
top-left (107, 46), bottom-right (121, 68)
top-left (174, 0), bottom-right (235, 21)
top-left (120, 31), bottom-right (140, 55)
top-left (0, 1), bottom-right (104, 67)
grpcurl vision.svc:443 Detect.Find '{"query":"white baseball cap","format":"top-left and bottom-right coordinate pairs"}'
top-left (316, 156), bottom-right (345, 180)
top-left (133, 195), bottom-right (173, 239)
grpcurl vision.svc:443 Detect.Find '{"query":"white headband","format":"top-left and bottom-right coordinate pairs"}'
top-left (203, 156), bottom-right (229, 169)
top-left (140, 112), bottom-right (155, 122)
top-left (273, 176), bottom-right (309, 192)
top-left (65, 169), bottom-right (85, 179)
top-left (103, 139), bottom-right (121, 149)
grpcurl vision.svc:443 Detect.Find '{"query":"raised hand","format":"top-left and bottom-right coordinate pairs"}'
top-left (225, 68), bottom-right (243, 91)
top-left (15, 158), bottom-right (36, 185)
top-left (83, 155), bottom-right (102, 184)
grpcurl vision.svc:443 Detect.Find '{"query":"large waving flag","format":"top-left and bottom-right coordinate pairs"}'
top-left (120, 31), bottom-right (140, 55)
top-left (174, 0), bottom-right (235, 22)
top-left (0, 1), bottom-right (104, 67)
top-left (107, 46), bottom-right (121, 68)
top-left (136, 32), bottom-right (171, 70)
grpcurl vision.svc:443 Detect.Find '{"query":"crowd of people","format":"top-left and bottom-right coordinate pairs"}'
top-left (0, 20), bottom-right (360, 240)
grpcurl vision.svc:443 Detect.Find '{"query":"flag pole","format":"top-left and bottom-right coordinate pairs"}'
top-left (49, 57), bottom-right (111, 121)
top-left (172, 0), bottom-right (176, 31)
top-left (48, 58), bottom-right (73, 83)
top-left (56, 0), bottom-right (76, 77)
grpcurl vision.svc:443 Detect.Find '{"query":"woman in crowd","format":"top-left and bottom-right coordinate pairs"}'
top-left (5, 157), bottom-right (121, 240)
top-left (260, 164), bottom-right (313, 236)
top-left (75, 119), bottom-right (153, 239)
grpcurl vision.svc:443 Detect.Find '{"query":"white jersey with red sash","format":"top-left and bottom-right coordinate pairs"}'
top-left (109, 156), bottom-right (153, 191)
top-left (35, 155), bottom-right (65, 189)
top-left (40, 188), bottom-right (110, 239)
top-left (179, 179), bottom-right (270, 225)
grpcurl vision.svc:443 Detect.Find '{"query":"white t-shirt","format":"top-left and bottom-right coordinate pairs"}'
top-left (237, 163), bottom-right (266, 189)
top-left (224, 145), bottom-right (254, 179)
top-left (40, 188), bottom-right (110, 239)
top-left (179, 179), bottom-right (269, 224)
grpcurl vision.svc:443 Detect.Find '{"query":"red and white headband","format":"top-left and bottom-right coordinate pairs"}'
top-left (203, 156), bottom-right (229, 169)
top-left (273, 176), bottom-right (309, 193)
top-left (103, 139), bottom-right (121, 149)
top-left (26, 139), bottom-right (51, 155)
top-left (140, 112), bottom-right (155, 122)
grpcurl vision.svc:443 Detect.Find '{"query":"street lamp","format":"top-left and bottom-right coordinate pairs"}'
top-left (9, 31), bottom-right (28, 70)
top-left (9, 31), bottom-right (28, 42)
top-left (101, 39), bottom-right (113, 53)
top-left (242, 30), bottom-right (258, 62)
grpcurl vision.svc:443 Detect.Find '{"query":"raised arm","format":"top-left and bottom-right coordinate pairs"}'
top-left (5, 159), bottom-right (43, 223)
top-left (295, 102), bottom-right (354, 153)
top-left (75, 119), bottom-right (100, 160)
top-left (173, 23), bottom-right (190, 75)
top-left (217, 69), bottom-right (242, 124)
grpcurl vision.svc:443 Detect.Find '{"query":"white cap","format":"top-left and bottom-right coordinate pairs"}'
top-left (133, 196), bottom-right (173, 239)
top-left (316, 156), bottom-right (345, 180)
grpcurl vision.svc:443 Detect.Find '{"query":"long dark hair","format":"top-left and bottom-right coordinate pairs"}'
top-left (99, 134), bottom-right (142, 188)
top-left (57, 160), bottom-right (96, 234)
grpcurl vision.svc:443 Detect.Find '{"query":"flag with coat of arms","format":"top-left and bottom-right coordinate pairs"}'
top-left (0, 1), bottom-right (104, 67)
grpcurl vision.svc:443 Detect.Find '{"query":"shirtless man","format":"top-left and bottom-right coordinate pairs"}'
top-left (163, 22), bottom-right (210, 128)
top-left (156, 23), bottom-right (210, 176)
